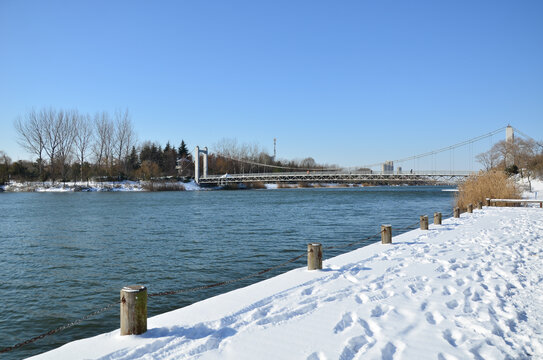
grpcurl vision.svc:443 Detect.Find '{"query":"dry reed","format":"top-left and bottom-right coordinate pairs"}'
top-left (456, 171), bottom-right (520, 209)
top-left (143, 182), bottom-right (186, 191)
top-left (247, 181), bottom-right (267, 189)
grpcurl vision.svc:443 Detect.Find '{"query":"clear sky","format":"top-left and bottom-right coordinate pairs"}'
top-left (1, 0), bottom-right (542, 169)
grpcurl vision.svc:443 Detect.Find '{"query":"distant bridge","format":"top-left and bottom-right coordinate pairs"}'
top-left (190, 125), bottom-right (532, 186)
top-left (197, 170), bottom-right (473, 186)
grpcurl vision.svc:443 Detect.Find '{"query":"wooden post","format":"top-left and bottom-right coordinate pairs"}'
top-left (420, 215), bottom-right (428, 230)
top-left (434, 212), bottom-right (442, 225)
top-left (477, 201), bottom-right (483, 210)
top-left (120, 285), bottom-right (147, 336)
top-left (454, 207), bottom-right (460, 218)
top-left (467, 204), bottom-right (473, 213)
top-left (486, 198), bottom-right (491, 206)
top-left (307, 243), bottom-right (322, 270)
top-left (381, 225), bottom-right (392, 244)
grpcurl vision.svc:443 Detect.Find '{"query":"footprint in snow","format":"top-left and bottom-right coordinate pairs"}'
top-left (425, 312), bottom-right (436, 325)
top-left (306, 352), bottom-right (326, 360)
top-left (301, 287), bottom-right (314, 296)
top-left (381, 342), bottom-right (397, 360)
top-left (371, 305), bottom-right (388, 317)
top-left (357, 318), bottom-right (374, 337)
top-left (334, 312), bottom-right (354, 334)
top-left (446, 300), bottom-right (458, 309)
top-left (442, 329), bottom-right (464, 347)
top-left (339, 335), bottom-right (372, 360)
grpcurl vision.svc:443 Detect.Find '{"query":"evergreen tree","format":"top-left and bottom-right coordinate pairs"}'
top-left (127, 146), bottom-right (140, 172)
top-left (156, 145), bottom-right (165, 172)
top-left (139, 142), bottom-right (153, 163)
top-left (162, 142), bottom-right (178, 175)
top-left (178, 140), bottom-right (189, 159)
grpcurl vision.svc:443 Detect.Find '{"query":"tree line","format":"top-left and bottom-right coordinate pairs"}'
top-left (208, 138), bottom-right (337, 175)
top-left (476, 136), bottom-right (543, 188)
top-left (1, 107), bottom-right (194, 184)
top-left (1, 108), bottom-right (334, 185)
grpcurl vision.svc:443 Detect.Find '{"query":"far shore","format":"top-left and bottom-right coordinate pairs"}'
top-left (0, 180), bottom-right (456, 193)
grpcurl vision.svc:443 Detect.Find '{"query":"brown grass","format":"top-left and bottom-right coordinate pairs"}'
top-left (456, 171), bottom-right (521, 209)
top-left (143, 182), bottom-right (186, 191)
top-left (248, 181), bottom-right (267, 189)
top-left (221, 183), bottom-right (240, 190)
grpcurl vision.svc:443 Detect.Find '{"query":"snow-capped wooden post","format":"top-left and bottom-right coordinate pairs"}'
top-left (420, 215), bottom-right (428, 230)
top-left (486, 198), bottom-right (491, 206)
top-left (477, 201), bottom-right (483, 210)
top-left (381, 225), bottom-right (392, 244)
top-left (120, 285), bottom-right (147, 335)
top-left (434, 212), bottom-right (442, 225)
top-left (454, 207), bottom-right (460, 218)
top-left (467, 204), bottom-right (473, 213)
top-left (307, 243), bottom-right (322, 270)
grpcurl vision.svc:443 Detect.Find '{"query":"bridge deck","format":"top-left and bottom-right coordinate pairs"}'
top-left (197, 171), bottom-right (471, 185)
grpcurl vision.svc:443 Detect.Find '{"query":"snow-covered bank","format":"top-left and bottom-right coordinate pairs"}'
top-left (31, 207), bottom-right (543, 359)
top-left (0, 180), bottom-right (202, 192)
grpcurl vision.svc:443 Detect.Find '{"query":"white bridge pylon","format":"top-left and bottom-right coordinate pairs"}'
top-left (194, 146), bottom-right (208, 184)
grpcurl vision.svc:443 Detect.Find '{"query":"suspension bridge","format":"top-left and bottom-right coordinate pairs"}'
top-left (191, 126), bottom-right (530, 186)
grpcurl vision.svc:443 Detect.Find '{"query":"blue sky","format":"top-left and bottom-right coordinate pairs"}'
top-left (1, 0), bottom-right (542, 169)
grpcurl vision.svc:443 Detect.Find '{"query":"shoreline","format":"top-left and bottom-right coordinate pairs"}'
top-left (0, 180), bottom-right (454, 193)
top-left (28, 206), bottom-right (543, 359)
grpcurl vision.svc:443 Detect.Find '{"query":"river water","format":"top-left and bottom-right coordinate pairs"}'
top-left (0, 186), bottom-right (455, 359)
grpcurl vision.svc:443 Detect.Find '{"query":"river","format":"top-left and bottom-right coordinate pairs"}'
top-left (0, 186), bottom-right (455, 359)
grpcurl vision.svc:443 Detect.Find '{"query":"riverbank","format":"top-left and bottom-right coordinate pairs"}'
top-left (0, 180), bottom-right (201, 192)
top-left (30, 205), bottom-right (543, 359)
top-left (0, 180), bottom-right (429, 192)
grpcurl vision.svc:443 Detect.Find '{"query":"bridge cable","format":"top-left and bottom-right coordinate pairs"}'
top-left (359, 126), bottom-right (507, 169)
top-left (512, 127), bottom-right (543, 149)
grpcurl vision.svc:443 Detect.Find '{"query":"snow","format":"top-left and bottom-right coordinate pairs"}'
top-left (521, 178), bottom-right (543, 200)
top-left (0, 180), bottom-right (204, 192)
top-left (30, 206), bottom-right (543, 359)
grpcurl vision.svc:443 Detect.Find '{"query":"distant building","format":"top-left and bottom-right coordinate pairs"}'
top-left (382, 161), bottom-right (394, 174)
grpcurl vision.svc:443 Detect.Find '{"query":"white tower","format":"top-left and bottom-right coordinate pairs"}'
top-left (505, 126), bottom-right (514, 167)
top-left (194, 146), bottom-right (208, 184)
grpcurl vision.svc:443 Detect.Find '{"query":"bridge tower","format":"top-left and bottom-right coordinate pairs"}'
top-left (194, 146), bottom-right (208, 184)
top-left (505, 125), bottom-right (514, 167)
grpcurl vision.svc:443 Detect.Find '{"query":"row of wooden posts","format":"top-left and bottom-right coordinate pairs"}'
top-left (119, 199), bottom-right (494, 336)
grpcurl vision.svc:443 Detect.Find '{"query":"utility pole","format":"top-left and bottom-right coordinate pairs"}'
top-left (273, 138), bottom-right (277, 161)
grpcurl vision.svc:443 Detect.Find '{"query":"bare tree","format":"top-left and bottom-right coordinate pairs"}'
top-left (93, 111), bottom-right (114, 176)
top-left (14, 108), bottom-right (47, 179)
top-left (42, 108), bottom-right (62, 179)
top-left (74, 112), bottom-right (94, 182)
top-left (114, 109), bottom-right (136, 175)
top-left (61, 110), bottom-right (78, 180)
top-left (476, 149), bottom-right (500, 171)
top-left (300, 157), bottom-right (317, 168)
top-left (40, 109), bottom-right (77, 181)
